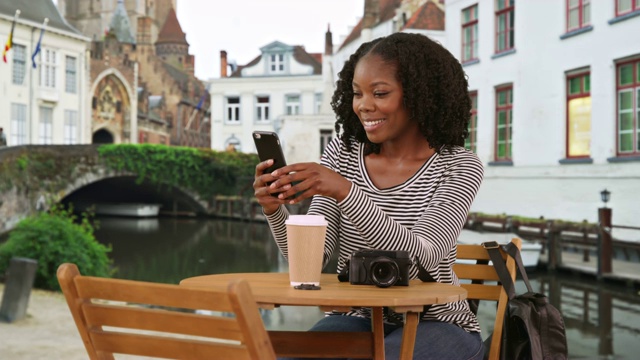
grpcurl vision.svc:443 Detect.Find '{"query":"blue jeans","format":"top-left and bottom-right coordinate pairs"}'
top-left (281, 315), bottom-right (484, 360)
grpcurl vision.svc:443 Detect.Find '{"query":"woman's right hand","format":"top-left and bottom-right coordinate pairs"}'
top-left (253, 159), bottom-right (288, 215)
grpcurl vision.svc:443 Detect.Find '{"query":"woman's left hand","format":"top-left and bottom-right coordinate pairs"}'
top-left (269, 162), bottom-right (352, 204)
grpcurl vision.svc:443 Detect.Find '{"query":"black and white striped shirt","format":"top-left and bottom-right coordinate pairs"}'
top-left (266, 137), bottom-right (484, 333)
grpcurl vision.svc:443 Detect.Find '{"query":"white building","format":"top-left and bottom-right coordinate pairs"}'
top-left (0, 0), bottom-right (91, 146)
top-left (208, 36), bottom-right (333, 163)
top-left (445, 0), bottom-right (640, 228)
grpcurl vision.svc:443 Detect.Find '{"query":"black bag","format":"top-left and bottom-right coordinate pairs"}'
top-left (483, 241), bottom-right (568, 360)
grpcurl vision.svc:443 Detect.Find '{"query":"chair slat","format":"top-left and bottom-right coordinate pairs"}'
top-left (82, 303), bottom-right (243, 341)
top-left (459, 283), bottom-right (503, 301)
top-left (75, 276), bottom-right (234, 312)
top-left (453, 264), bottom-right (500, 281)
top-left (89, 330), bottom-right (252, 360)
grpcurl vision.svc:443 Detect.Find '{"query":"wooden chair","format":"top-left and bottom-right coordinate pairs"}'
top-left (454, 237), bottom-right (521, 360)
top-left (57, 263), bottom-right (276, 360)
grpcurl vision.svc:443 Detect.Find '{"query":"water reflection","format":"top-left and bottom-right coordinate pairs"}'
top-left (94, 217), bottom-right (640, 357)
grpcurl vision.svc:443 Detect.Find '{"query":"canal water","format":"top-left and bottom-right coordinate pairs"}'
top-left (94, 216), bottom-right (640, 359)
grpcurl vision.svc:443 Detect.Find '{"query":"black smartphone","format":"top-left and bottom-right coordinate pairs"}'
top-left (252, 131), bottom-right (287, 174)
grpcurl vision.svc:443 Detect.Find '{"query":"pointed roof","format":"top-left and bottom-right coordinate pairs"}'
top-left (156, 7), bottom-right (188, 45)
top-left (109, 0), bottom-right (135, 44)
top-left (0, 0), bottom-right (82, 36)
top-left (403, 1), bottom-right (445, 31)
top-left (338, 0), bottom-right (401, 50)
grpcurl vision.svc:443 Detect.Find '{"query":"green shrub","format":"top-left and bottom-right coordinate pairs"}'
top-left (0, 206), bottom-right (113, 291)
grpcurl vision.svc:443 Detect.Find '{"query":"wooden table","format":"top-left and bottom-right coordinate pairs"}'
top-left (180, 272), bottom-right (467, 360)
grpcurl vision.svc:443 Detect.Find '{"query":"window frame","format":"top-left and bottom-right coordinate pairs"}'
top-left (285, 94), bottom-right (301, 115)
top-left (39, 48), bottom-right (57, 89)
top-left (65, 55), bottom-right (77, 93)
top-left (269, 53), bottom-right (285, 73)
top-left (64, 109), bottom-right (78, 144)
top-left (616, 0), bottom-right (640, 16)
top-left (10, 103), bottom-right (27, 145)
top-left (12, 44), bottom-right (26, 85)
top-left (615, 58), bottom-right (640, 156)
top-left (466, 91), bottom-right (478, 153)
top-left (494, 85), bottom-right (513, 162)
top-left (566, 0), bottom-right (591, 32)
top-left (494, 0), bottom-right (515, 54)
top-left (225, 96), bottom-right (241, 123)
top-left (461, 4), bottom-right (479, 63)
top-left (565, 71), bottom-right (591, 159)
top-left (255, 95), bottom-right (270, 123)
top-left (319, 129), bottom-right (333, 156)
top-left (39, 106), bottom-right (53, 145)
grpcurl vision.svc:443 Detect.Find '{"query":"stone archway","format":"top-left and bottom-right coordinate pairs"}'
top-left (92, 129), bottom-right (114, 144)
top-left (91, 69), bottom-right (135, 144)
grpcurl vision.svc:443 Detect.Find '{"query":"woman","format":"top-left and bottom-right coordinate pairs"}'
top-left (254, 32), bottom-right (484, 360)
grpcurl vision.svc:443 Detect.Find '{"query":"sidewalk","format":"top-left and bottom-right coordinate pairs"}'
top-left (0, 284), bottom-right (86, 359)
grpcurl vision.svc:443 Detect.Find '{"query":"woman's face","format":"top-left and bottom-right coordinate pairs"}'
top-left (352, 54), bottom-right (415, 145)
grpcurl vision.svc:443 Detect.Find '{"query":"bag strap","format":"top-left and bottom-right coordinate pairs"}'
top-left (482, 241), bottom-right (533, 299)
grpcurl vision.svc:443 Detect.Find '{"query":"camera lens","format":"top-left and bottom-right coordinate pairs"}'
top-left (370, 257), bottom-right (399, 288)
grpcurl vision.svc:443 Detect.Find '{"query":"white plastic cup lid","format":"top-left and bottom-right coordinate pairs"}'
top-left (285, 215), bottom-right (327, 226)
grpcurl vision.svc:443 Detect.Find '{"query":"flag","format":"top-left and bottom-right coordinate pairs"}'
top-left (2, 9), bottom-right (20, 63)
top-left (31, 18), bottom-right (48, 69)
top-left (195, 92), bottom-right (206, 110)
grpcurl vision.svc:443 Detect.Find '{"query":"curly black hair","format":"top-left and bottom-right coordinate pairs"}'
top-left (331, 32), bottom-right (471, 155)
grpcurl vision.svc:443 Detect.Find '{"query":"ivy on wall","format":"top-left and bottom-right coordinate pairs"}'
top-left (97, 144), bottom-right (259, 199)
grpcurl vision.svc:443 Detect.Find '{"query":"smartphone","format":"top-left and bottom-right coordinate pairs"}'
top-left (253, 131), bottom-right (287, 174)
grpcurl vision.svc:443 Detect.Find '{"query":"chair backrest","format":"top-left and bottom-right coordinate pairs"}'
top-left (454, 237), bottom-right (521, 360)
top-left (57, 263), bottom-right (276, 360)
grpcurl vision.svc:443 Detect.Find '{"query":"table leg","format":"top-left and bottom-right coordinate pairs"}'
top-left (399, 311), bottom-right (419, 360)
top-left (371, 307), bottom-right (385, 360)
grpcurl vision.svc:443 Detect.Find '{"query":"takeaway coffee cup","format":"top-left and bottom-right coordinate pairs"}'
top-left (285, 215), bottom-right (327, 287)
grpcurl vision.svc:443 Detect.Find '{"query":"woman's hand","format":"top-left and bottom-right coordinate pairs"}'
top-left (269, 162), bottom-right (352, 204)
top-left (253, 159), bottom-right (288, 215)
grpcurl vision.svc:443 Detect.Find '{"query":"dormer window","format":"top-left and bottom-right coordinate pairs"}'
top-left (270, 53), bottom-right (284, 73)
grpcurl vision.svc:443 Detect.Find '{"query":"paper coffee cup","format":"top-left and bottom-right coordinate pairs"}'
top-left (285, 215), bottom-right (327, 287)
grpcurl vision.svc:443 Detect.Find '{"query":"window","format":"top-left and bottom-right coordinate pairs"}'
top-left (495, 86), bottom-right (513, 161)
top-left (39, 107), bottom-right (53, 144)
top-left (286, 95), bottom-right (301, 115)
top-left (616, 0), bottom-right (640, 16)
top-left (10, 103), bottom-right (27, 145)
top-left (225, 97), bottom-right (240, 123)
top-left (270, 53), bottom-right (284, 73)
top-left (256, 96), bottom-right (270, 122)
top-left (320, 129), bottom-right (333, 156)
top-left (225, 136), bottom-right (241, 152)
top-left (466, 92), bottom-right (478, 153)
top-left (39, 49), bottom-right (57, 88)
top-left (566, 71), bottom-right (591, 158)
top-left (315, 93), bottom-right (323, 114)
top-left (64, 110), bottom-right (78, 144)
top-left (462, 5), bottom-right (479, 62)
top-left (567, 0), bottom-right (590, 31)
top-left (495, 0), bottom-right (514, 53)
top-left (65, 56), bottom-right (77, 93)
top-left (12, 44), bottom-right (26, 85)
top-left (616, 59), bottom-right (640, 155)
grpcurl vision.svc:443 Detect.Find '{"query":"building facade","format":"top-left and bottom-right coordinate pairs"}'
top-left (0, 0), bottom-right (91, 146)
top-left (209, 38), bottom-right (330, 162)
top-left (444, 0), bottom-right (640, 228)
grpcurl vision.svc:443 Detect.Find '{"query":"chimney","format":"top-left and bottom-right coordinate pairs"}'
top-left (362, 0), bottom-right (379, 30)
top-left (325, 24), bottom-right (333, 55)
top-left (220, 50), bottom-right (228, 77)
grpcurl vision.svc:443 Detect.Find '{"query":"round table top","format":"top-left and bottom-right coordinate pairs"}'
top-left (180, 272), bottom-right (467, 311)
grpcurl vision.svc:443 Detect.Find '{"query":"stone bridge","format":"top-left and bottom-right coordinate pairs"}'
top-left (0, 145), bottom-right (215, 235)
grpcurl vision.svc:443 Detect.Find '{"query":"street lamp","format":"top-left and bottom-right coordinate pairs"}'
top-left (600, 189), bottom-right (611, 208)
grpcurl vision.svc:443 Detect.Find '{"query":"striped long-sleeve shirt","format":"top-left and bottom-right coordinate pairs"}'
top-left (266, 137), bottom-right (484, 333)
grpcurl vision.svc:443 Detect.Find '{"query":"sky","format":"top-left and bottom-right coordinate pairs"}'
top-left (176, 0), bottom-right (365, 80)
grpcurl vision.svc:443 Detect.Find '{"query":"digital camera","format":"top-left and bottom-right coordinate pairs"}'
top-left (349, 249), bottom-right (412, 288)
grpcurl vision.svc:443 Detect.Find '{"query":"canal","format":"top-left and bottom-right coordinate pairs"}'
top-left (95, 216), bottom-right (640, 359)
